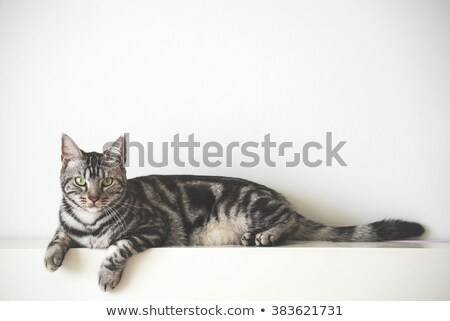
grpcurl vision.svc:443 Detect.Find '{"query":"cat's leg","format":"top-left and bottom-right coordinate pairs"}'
top-left (98, 235), bottom-right (163, 291)
top-left (254, 214), bottom-right (300, 247)
top-left (44, 228), bottom-right (75, 271)
top-left (241, 232), bottom-right (255, 246)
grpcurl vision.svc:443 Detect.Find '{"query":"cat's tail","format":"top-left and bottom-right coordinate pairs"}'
top-left (294, 214), bottom-right (425, 242)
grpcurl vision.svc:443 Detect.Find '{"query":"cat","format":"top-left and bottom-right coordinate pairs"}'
top-left (45, 134), bottom-right (425, 291)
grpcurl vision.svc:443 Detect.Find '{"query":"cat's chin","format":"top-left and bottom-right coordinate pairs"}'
top-left (84, 206), bottom-right (104, 214)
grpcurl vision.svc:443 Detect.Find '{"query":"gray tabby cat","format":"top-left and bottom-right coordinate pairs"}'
top-left (45, 134), bottom-right (425, 291)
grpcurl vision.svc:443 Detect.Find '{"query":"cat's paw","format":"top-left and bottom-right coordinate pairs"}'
top-left (241, 232), bottom-right (255, 246)
top-left (44, 246), bottom-right (65, 272)
top-left (98, 265), bottom-right (123, 292)
top-left (255, 231), bottom-right (279, 246)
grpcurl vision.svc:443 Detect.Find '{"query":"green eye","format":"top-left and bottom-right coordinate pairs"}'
top-left (102, 177), bottom-right (113, 187)
top-left (75, 177), bottom-right (86, 186)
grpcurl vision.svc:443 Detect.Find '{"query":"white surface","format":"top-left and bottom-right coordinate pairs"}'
top-left (0, 0), bottom-right (449, 240)
top-left (0, 240), bottom-right (449, 300)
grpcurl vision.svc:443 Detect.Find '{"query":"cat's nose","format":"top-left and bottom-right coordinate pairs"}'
top-left (88, 196), bottom-right (99, 204)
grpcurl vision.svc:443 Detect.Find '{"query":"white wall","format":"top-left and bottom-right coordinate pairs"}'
top-left (0, 0), bottom-right (449, 240)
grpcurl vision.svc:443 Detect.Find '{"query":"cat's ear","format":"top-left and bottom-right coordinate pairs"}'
top-left (61, 134), bottom-right (83, 163)
top-left (104, 135), bottom-right (126, 168)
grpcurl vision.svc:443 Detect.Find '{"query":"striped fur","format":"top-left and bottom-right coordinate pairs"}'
top-left (45, 135), bottom-right (425, 291)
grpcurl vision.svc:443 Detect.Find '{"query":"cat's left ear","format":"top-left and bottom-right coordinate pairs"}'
top-left (104, 135), bottom-right (126, 168)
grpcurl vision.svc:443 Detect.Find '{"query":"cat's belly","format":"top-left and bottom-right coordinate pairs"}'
top-left (189, 215), bottom-right (248, 246)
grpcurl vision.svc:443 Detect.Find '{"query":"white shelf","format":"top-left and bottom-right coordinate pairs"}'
top-left (1, 240), bottom-right (449, 300)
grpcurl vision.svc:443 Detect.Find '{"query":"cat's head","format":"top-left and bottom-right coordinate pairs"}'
top-left (60, 134), bottom-right (127, 213)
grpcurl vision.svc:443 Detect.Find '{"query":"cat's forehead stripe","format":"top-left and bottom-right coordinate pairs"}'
top-left (84, 153), bottom-right (101, 179)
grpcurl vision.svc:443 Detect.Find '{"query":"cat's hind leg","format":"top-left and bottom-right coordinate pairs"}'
top-left (242, 213), bottom-right (300, 247)
top-left (241, 232), bottom-right (255, 246)
top-left (254, 220), bottom-right (296, 246)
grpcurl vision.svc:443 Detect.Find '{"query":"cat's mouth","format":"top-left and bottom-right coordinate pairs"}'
top-left (82, 198), bottom-right (113, 213)
top-left (85, 202), bottom-right (105, 212)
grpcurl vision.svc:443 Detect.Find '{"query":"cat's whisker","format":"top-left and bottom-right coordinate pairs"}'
top-left (115, 201), bottom-right (149, 213)
top-left (106, 206), bottom-right (127, 235)
top-left (108, 209), bottom-right (125, 235)
top-left (104, 207), bottom-right (126, 236)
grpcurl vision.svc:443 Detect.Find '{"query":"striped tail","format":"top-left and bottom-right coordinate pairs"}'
top-left (295, 215), bottom-right (425, 242)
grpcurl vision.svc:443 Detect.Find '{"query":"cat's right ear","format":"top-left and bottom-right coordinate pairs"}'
top-left (61, 134), bottom-right (83, 163)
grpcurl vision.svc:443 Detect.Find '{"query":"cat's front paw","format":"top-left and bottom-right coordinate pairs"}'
top-left (44, 246), bottom-right (65, 272)
top-left (98, 265), bottom-right (123, 292)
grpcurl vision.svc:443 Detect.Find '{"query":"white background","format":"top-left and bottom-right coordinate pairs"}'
top-left (0, 0), bottom-right (449, 240)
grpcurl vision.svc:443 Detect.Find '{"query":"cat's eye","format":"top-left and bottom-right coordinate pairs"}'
top-left (75, 177), bottom-right (86, 186)
top-left (102, 177), bottom-right (113, 187)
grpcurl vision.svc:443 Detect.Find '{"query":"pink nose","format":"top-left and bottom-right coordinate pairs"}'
top-left (88, 196), bottom-right (99, 204)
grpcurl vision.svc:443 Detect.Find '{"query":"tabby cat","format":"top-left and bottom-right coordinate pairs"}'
top-left (44, 134), bottom-right (425, 291)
